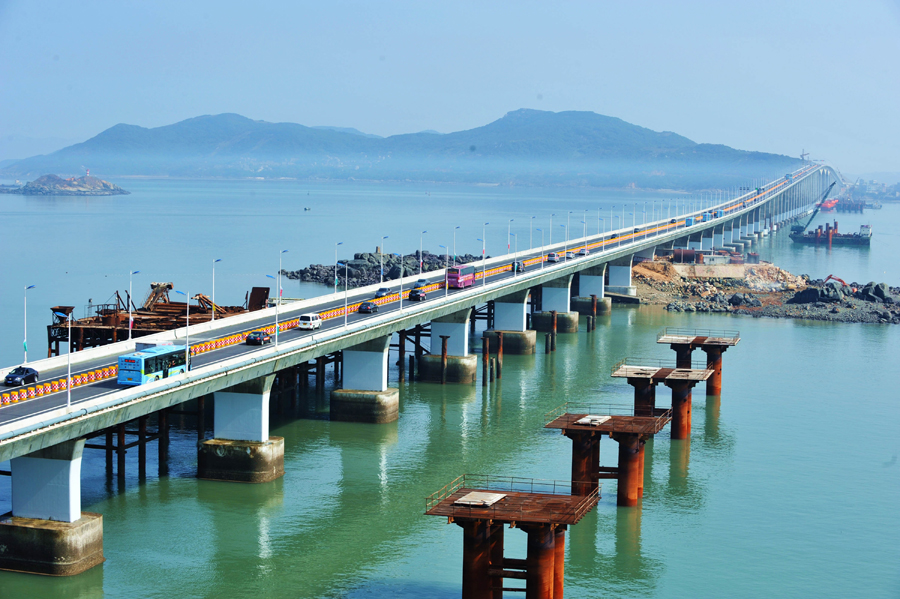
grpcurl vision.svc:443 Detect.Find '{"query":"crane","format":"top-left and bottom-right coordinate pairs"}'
top-left (791, 182), bottom-right (836, 233)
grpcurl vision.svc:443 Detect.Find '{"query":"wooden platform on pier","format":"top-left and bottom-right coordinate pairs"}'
top-left (656, 327), bottom-right (740, 348)
top-left (545, 411), bottom-right (671, 436)
top-left (425, 476), bottom-right (597, 526)
top-left (610, 363), bottom-right (712, 382)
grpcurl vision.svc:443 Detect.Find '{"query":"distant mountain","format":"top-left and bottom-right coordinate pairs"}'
top-left (311, 125), bottom-right (382, 139)
top-left (0, 174), bottom-right (129, 196)
top-left (0, 110), bottom-right (802, 189)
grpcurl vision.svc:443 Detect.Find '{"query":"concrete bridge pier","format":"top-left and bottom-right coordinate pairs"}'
top-left (419, 310), bottom-right (479, 381)
top-left (712, 226), bottom-right (725, 249)
top-left (0, 439), bottom-right (104, 575)
top-left (607, 256), bottom-right (636, 297)
top-left (571, 264), bottom-right (612, 317)
top-left (484, 290), bottom-right (537, 354)
top-left (331, 336), bottom-right (399, 423)
top-left (532, 274), bottom-right (578, 333)
top-left (199, 374), bottom-right (285, 483)
top-left (688, 234), bottom-right (703, 250)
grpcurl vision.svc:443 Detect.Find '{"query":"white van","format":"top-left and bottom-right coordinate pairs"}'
top-left (298, 313), bottom-right (322, 330)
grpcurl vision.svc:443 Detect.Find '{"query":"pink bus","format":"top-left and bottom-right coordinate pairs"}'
top-left (447, 265), bottom-right (476, 288)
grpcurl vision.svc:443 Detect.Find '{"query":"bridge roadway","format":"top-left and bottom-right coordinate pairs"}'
top-left (0, 162), bottom-right (838, 463)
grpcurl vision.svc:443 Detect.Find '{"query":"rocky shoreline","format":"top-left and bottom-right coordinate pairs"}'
top-left (282, 250), bottom-right (486, 288)
top-left (633, 261), bottom-right (900, 325)
top-left (0, 174), bottom-right (129, 196)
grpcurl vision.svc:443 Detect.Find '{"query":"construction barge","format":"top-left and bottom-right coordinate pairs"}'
top-left (789, 221), bottom-right (872, 246)
top-left (47, 282), bottom-right (270, 356)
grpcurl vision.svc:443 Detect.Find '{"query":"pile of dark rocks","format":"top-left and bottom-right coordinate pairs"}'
top-left (788, 280), bottom-right (895, 305)
top-left (282, 251), bottom-right (485, 289)
top-left (666, 291), bottom-right (761, 313)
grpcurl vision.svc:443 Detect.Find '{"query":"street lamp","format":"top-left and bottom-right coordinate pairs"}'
top-left (439, 244), bottom-right (449, 297)
top-left (562, 224), bottom-right (568, 259)
top-left (265, 275), bottom-right (281, 346)
top-left (453, 226), bottom-right (460, 264)
top-left (334, 242), bottom-right (344, 294)
top-left (614, 215), bottom-right (621, 246)
top-left (536, 228), bottom-right (545, 269)
top-left (53, 311), bottom-right (73, 411)
top-left (510, 234), bottom-right (518, 276)
top-left (419, 230), bottom-right (428, 275)
top-left (581, 219), bottom-right (587, 247)
top-left (173, 290), bottom-right (191, 373)
top-left (380, 236), bottom-right (388, 284)
top-left (392, 253), bottom-right (405, 312)
top-left (211, 260), bottom-right (221, 321)
top-left (277, 249), bottom-right (288, 308)
top-left (549, 213), bottom-right (555, 245)
top-left (481, 222), bottom-right (489, 286)
top-left (530, 216), bottom-right (535, 250)
top-left (507, 219), bottom-right (514, 255)
top-left (128, 271), bottom-right (140, 340)
top-left (336, 261), bottom-right (349, 328)
top-left (23, 284), bottom-right (35, 363)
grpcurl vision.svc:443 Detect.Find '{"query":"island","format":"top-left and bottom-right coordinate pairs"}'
top-left (0, 174), bottom-right (129, 196)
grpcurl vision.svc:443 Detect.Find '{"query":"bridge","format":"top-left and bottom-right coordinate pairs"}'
top-left (0, 163), bottom-right (839, 575)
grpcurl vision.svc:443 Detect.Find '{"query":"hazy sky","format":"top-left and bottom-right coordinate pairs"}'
top-left (1, 0), bottom-right (898, 174)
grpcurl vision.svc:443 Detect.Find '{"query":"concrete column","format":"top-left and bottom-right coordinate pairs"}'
top-left (702, 346), bottom-right (726, 396)
top-left (2, 439), bottom-right (105, 576)
top-left (688, 234), bottom-right (703, 250)
top-left (553, 526), bottom-right (567, 599)
top-left (666, 381), bottom-right (694, 440)
top-left (331, 336), bottom-right (399, 423)
top-left (542, 274), bottom-right (573, 313)
top-left (493, 289), bottom-right (530, 332)
top-left (524, 524), bottom-right (556, 599)
top-left (11, 439), bottom-right (85, 522)
top-left (607, 255), bottom-right (635, 296)
top-left (700, 231), bottom-right (714, 250)
top-left (712, 227), bottom-right (724, 248)
top-left (572, 264), bottom-right (612, 317)
top-left (421, 309), bottom-right (478, 382)
top-left (460, 520), bottom-right (492, 599)
top-left (199, 375), bottom-right (284, 483)
top-left (615, 434), bottom-right (642, 507)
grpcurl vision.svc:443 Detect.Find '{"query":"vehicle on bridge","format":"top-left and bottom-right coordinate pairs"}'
top-left (578, 248), bottom-right (589, 257)
top-left (358, 301), bottom-right (378, 314)
top-left (118, 345), bottom-right (188, 385)
top-left (298, 314), bottom-right (322, 330)
top-left (512, 261), bottom-right (525, 272)
top-left (5, 366), bottom-right (38, 386)
top-left (374, 287), bottom-right (391, 298)
top-left (547, 252), bottom-right (561, 263)
top-left (245, 331), bottom-right (272, 345)
top-left (447, 265), bottom-right (476, 288)
top-left (409, 288), bottom-right (427, 301)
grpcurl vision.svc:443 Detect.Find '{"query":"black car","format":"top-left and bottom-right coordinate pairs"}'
top-left (409, 288), bottom-right (426, 301)
top-left (374, 287), bottom-right (391, 298)
top-left (5, 366), bottom-right (38, 386)
top-left (245, 331), bottom-right (272, 345)
top-left (512, 261), bottom-right (525, 272)
top-left (358, 300), bottom-right (378, 314)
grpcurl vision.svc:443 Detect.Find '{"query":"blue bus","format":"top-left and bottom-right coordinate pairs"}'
top-left (118, 345), bottom-right (189, 386)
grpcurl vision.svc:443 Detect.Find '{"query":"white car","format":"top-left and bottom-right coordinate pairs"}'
top-left (578, 248), bottom-right (589, 257)
top-left (298, 313), bottom-right (322, 330)
top-left (547, 252), bottom-right (561, 263)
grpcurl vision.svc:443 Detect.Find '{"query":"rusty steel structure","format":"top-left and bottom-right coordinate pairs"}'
top-left (426, 475), bottom-right (598, 599)
top-left (656, 328), bottom-right (740, 396)
top-left (47, 282), bottom-right (270, 357)
top-left (610, 358), bottom-right (713, 440)
top-left (545, 403), bottom-right (672, 507)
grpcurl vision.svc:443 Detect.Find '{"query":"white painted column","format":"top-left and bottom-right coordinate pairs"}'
top-left (713, 229), bottom-right (724, 248)
top-left (214, 375), bottom-right (275, 442)
top-left (10, 439), bottom-right (85, 522)
top-left (607, 256), bottom-right (634, 295)
top-left (542, 275), bottom-right (573, 312)
top-left (342, 337), bottom-right (390, 391)
top-left (492, 290), bottom-right (529, 331)
top-left (688, 235), bottom-right (703, 250)
top-left (431, 310), bottom-right (471, 355)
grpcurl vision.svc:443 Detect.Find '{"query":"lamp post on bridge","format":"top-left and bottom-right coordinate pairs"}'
top-left (439, 244), bottom-right (449, 296)
top-left (336, 261), bottom-right (349, 328)
top-left (53, 311), bottom-right (73, 412)
top-left (536, 228), bottom-right (544, 269)
top-left (419, 230), bottom-right (427, 275)
top-left (211, 260), bottom-right (221, 322)
top-left (453, 226), bottom-right (460, 264)
top-left (549, 213), bottom-right (554, 245)
top-left (530, 216), bottom-right (535, 250)
top-left (128, 270), bottom-right (140, 340)
top-left (507, 219), bottom-right (514, 255)
top-left (392, 253), bottom-right (405, 313)
top-left (380, 236), bottom-right (388, 284)
top-left (23, 284), bottom-right (35, 363)
top-left (334, 241), bottom-right (343, 294)
top-left (562, 224), bottom-right (568, 259)
top-left (265, 275), bottom-right (281, 347)
top-left (510, 234), bottom-right (518, 276)
top-left (173, 290), bottom-right (191, 374)
top-left (481, 222), bottom-right (489, 286)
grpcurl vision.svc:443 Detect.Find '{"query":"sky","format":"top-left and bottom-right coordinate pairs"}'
top-left (1, 0), bottom-right (899, 175)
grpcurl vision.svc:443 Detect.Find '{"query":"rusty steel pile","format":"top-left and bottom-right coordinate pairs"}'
top-left (46, 282), bottom-right (270, 356)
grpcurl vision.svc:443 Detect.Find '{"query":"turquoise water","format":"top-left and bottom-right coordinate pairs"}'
top-left (0, 181), bottom-right (898, 598)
